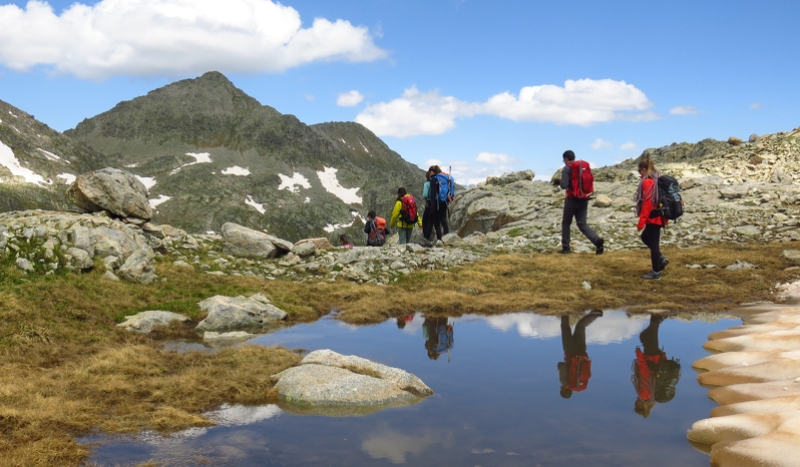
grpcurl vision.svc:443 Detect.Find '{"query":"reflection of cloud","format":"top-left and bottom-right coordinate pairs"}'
top-left (206, 403), bottom-right (282, 427)
top-left (362, 426), bottom-right (451, 464)
top-left (481, 312), bottom-right (647, 344)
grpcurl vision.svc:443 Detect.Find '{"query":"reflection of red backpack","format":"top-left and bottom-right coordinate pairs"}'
top-left (400, 195), bottom-right (418, 224)
top-left (569, 160), bottom-right (594, 200)
top-left (567, 354), bottom-right (592, 392)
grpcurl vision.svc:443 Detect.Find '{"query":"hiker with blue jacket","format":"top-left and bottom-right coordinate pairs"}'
top-left (421, 167), bottom-right (436, 245)
top-left (428, 165), bottom-right (453, 243)
top-left (558, 150), bottom-right (604, 255)
top-left (390, 187), bottom-right (421, 245)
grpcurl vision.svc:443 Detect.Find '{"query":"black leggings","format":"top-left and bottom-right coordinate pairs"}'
top-left (641, 224), bottom-right (662, 272)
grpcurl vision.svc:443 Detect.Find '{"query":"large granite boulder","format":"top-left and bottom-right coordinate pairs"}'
top-left (221, 222), bottom-right (278, 259)
top-left (196, 294), bottom-right (287, 331)
top-left (67, 168), bottom-right (152, 220)
top-left (486, 170), bottom-right (535, 186)
top-left (270, 349), bottom-right (432, 416)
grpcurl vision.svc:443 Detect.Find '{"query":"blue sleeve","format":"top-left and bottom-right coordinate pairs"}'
top-left (422, 181), bottom-right (430, 201)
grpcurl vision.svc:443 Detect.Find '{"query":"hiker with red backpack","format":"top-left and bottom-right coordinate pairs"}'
top-left (558, 310), bottom-right (602, 398)
top-left (635, 158), bottom-right (669, 280)
top-left (364, 210), bottom-right (390, 247)
top-left (558, 150), bottom-right (604, 255)
top-left (390, 187), bottom-right (422, 245)
top-left (631, 314), bottom-right (681, 418)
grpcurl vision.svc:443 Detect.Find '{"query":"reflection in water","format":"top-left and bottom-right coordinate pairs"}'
top-left (483, 311), bottom-right (647, 344)
top-left (396, 314), bottom-right (415, 329)
top-left (361, 424), bottom-right (452, 464)
top-left (422, 317), bottom-right (454, 361)
top-left (632, 315), bottom-right (683, 418)
top-left (558, 311), bottom-right (603, 398)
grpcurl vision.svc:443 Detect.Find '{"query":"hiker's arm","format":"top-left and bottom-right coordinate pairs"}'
top-left (422, 181), bottom-right (429, 201)
top-left (390, 202), bottom-right (401, 228)
top-left (559, 166), bottom-right (570, 190)
top-left (364, 222), bottom-right (371, 234)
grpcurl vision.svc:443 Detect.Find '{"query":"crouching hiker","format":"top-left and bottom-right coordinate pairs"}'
top-left (364, 210), bottom-right (389, 247)
top-left (390, 187), bottom-right (421, 245)
top-left (635, 158), bottom-right (669, 280)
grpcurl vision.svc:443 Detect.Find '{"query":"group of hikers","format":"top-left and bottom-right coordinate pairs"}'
top-left (363, 164), bottom-right (455, 248)
top-left (398, 311), bottom-right (681, 419)
top-left (361, 150), bottom-right (682, 280)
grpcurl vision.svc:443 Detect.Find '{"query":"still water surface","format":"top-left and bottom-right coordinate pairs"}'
top-left (86, 311), bottom-right (736, 466)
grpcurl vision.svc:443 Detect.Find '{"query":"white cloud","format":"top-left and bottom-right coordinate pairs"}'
top-left (591, 138), bottom-right (612, 149)
top-left (422, 157), bottom-right (518, 187)
top-left (357, 79), bottom-right (655, 138)
top-left (620, 142), bottom-right (637, 150)
top-left (0, 0), bottom-right (387, 79)
top-left (483, 79), bottom-right (654, 125)
top-left (475, 152), bottom-right (516, 164)
top-left (355, 86), bottom-right (481, 137)
top-left (751, 102), bottom-right (762, 110)
top-left (337, 90), bottom-right (364, 107)
top-left (670, 106), bottom-right (699, 115)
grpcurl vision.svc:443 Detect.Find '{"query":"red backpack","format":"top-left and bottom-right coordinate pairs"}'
top-left (400, 195), bottom-right (418, 224)
top-left (569, 160), bottom-right (594, 200)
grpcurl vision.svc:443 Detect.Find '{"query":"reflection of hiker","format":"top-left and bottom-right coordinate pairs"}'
top-left (558, 310), bottom-right (602, 398)
top-left (390, 187), bottom-right (422, 245)
top-left (396, 314), bottom-right (414, 329)
top-left (422, 316), bottom-right (454, 361)
top-left (635, 158), bottom-right (669, 280)
top-left (364, 210), bottom-right (389, 247)
top-left (631, 314), bottom-right (682, 418)
top-left (558, 150), bottom-right (604, 255)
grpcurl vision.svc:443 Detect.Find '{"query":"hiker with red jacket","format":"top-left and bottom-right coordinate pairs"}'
top-left (390, 187), bottom-right (422, 245)
top-left (558, 150), bottom-right (604, 255)
top-left (631, 314), bottom-right (682, 418)
top-left (635, 158), bottom-right (669, 280)
top-left (364, 210), bottom-right (389, 247)
top-left (558, 310), bottom-right (602, 398)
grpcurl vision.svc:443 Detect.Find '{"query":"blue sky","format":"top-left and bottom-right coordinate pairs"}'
top-left (1, 0), bottom-right (799, 184)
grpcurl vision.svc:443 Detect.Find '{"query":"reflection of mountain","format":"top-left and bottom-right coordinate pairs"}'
top-left (361, 425), bottom-right (452, 464)
top-left (480, 312), bottom-right (647, 344)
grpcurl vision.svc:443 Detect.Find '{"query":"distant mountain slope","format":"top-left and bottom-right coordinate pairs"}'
top-left (65, 71), bottom-right (426, 239)
top-left (0, 100), bottom-right (108, 212)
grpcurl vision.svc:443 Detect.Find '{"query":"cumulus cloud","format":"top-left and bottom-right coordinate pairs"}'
top-left (670, 105), bottom-right (699, 115)
top-left (475, 152), bottom-right (516, 164)
top-left (357, 79), bottom-right (655, 138)
top-left (0, 0), bottom-right (387, 79)
top-left (591, 138), bottom-right (612, 149)
top-left (336, 90), bottom-right (364, 107)
top-left (620, 142), bottom-right (637, 150)
top-left (751, 102), bottom-right (762, 110)
top-left (355, 86), bottom-right (481, 138)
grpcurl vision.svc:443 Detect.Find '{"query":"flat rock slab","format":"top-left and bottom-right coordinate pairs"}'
top-left (270, 349), bottom-right (432, 416)
top-left (196, 294), bottom-right (287, 331)
top-left (117, 310), bottom-right (190, 334)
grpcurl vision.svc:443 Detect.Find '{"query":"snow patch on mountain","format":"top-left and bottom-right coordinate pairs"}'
top-left (278, 173), bottom-right (311, 193)
top-left (245, 196), bottom-right (266, 214)
top-left (222, 166), bottom-right (250, 176)
top-left (317, 166), bottom-right (362, 204)
top-left (0, 139), bottom-right (49, 185)
top-left (171, 152), bottom-right (212, 175)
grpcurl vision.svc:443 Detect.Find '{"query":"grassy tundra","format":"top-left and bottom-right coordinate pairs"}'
top-left (0, 242), bottom-right (797, 466)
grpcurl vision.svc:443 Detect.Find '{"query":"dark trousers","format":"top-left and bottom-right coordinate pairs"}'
top-left (561, 314), bottom-right (599, 357)
top-left (422, 203), bottom-right (434, 240)
top-left (640, 315), bottom-right (664, 356)
top-left (562, 197), bottom-right (600, 250)
top-left (424, 201), bottom-right (449, 240)
top-left (641, 224), bottom-right (662, 272)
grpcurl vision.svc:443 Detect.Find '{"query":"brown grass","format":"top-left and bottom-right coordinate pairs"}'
top-left (0, 241), bottom-right (797, 465)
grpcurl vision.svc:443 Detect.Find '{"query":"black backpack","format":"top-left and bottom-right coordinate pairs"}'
top-left (650, 175), bottom-right (683, 221)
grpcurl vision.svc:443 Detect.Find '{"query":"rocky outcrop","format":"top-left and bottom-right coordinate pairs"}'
top-left (270, 349), bottom-right (431, 416)
top-left (221, 222), bottom-right (281, 259)
top-left (116, 310), bottom-right (191, 334)
top-left (196, 293), bottom-right (287, 331)
top-left (66, 168), bottom-right (152, 221)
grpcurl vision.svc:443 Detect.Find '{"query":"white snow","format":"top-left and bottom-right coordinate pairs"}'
top-left (221, 166), bottom-right (250, 176)
top-left (245, 196), bottom-right (266, 214)
top-left (170, 152), bottom-right (212, 175)
top-left (8, 111), bottom-right (17, 118)
top-left (37, 148), bottom-right (61, 161)
top-left (0, 139), bottom-right (50, 185)
top-left (278, 172), bottom-right (311, 193)
top-left (323, 211), bottom-right (364, 233)
top-left (149, 195), bottom-right (172, 209)
top-left (134, 175), bottom-right (156, 191)
top-left (124, 163), bottom-right (138, 168)
top-left (317, 166), bottom-right (362, 204)
top-left (304, 197), bottom-right (311, 204)
top-left (56, 173), bottom-right (76, 185)
top-left (360, 141), bottom-right (369, 153)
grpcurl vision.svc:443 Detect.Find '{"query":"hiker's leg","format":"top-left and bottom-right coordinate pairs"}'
top-left (398, 228), bottom-right (409, 244)
top-left (574, 199), bottom-right (600, 245)
top-left (640, 315), bottom-right (664, 355)
top-left (642, 225), bottom-right (662, 271)
top-left (561, 315), bottom-right (580, 355)
top-left (561, 199), bottom-right (576, 250)
top-left (441, 204), bottom-right (450, 236)
top-left (422, 203), bottom-right (433, 240)
top-left (432, 204), bottom-right (444, 240)
top-left (572, 313), bottom-right (597, 355)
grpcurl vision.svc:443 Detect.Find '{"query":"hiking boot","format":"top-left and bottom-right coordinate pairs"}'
top-left (641, 270), bottom-right (661, 280)
top-left (557, 248), bottom-right (572, 254)
top-left (589, 309), bottom-right (603, 317)
top-left (595, 238), bottom-right (605, 255)
top-left (659, 256), bottom-right (669, 271)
